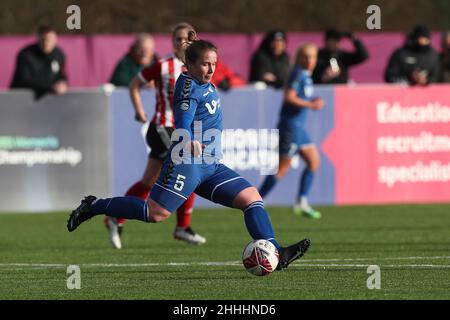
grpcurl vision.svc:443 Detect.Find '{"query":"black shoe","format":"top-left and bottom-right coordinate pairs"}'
top-left (67, 195), bottom-right (97, 232)
top-left (118, 224), bottom-right (124, 236)
top-left (174, 226), bottom-right (207, 245)
top-left (276, 238), bottom-right (311, 270)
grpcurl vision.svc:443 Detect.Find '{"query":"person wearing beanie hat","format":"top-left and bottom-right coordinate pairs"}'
top-left (411, 25), bottom-right (431, 39)
top-left (249, 30), bottom-right (290, 88)
top-left (385, 24), bottom-right (440, 85)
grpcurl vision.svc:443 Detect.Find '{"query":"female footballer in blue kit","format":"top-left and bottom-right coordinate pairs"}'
top-left (67, 34), bottom-right (310, 270)
top-left (259, 44), bottom-right (324, 219)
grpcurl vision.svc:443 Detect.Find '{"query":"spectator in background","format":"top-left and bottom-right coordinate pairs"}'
top-left (110, 33), bottom-right (157, 87)
top-left (313, 28), bottom-right (369, 84)
top-left (438, 31), bottom-right (450, 82)
top-left (211, 60), bottom-right (246, 91)
top-left (249, 31), bottom-right (290, 88)
top-left (10, 25), bottom-right (67, 99)
top-left (385, 25), bottom-right (439, 85)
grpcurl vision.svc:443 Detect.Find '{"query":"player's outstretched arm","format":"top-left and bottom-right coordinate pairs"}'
top-left (129, 76), bottom-right (147, 123)
top-left (284, 89), bottom-right (323, 110)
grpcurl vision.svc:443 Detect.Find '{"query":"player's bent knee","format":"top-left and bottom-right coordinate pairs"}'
top-left (148, 199), bottom-right (171, 223)
top-left (310, 158), bottom-right (321, 171)
top-left (232, 187), bottom-right (263, 210)
top-left (276, 158), bottom-right (291, 178)
top-left (276, 168), bottom-right (288, 179)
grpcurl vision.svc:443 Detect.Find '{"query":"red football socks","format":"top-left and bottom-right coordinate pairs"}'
top-left (176, 193), bottom-right (196, 229)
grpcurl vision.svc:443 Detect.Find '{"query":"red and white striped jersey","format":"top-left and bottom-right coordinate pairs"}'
top-left (138, 53), bottom-right (186, 127)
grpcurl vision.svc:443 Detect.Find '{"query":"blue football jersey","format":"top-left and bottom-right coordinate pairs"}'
top-left (279, 66), bottom-right (314, 127)
top-left (151, 72), bottom-right (253, 212)
top-left (172, 72), bottom-right (223, 159)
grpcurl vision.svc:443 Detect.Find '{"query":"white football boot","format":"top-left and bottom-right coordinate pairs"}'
top-left (174, 227), bottom-right (206, 245)
top-left (293, 196), bottom-right (322, 219)
top-left (106, 217), bottom-right (122, 249)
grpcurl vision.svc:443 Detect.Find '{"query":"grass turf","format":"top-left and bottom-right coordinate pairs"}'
top-left (0, 204), bottom-right (449, 300)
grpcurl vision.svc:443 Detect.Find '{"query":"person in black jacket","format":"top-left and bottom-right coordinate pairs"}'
top-left (384, 25), bottom-right (440, 85)
top-left (249, 30), bottom-right (290, 88)
top-left (438, 31), bottom-right (450, 83)
top-left (10, 26), bottom-right (67, 99)
top-left (313, 28), bottom-right (369, 84)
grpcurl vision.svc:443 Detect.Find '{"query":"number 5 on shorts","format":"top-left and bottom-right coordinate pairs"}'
top-left (174, 174), bottom-right (186, 191)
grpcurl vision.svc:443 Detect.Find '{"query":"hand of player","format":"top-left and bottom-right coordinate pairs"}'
top-left (310, 97), bottom-right (325, 110)
top-left (191, 140), bottom-right (205, 158)
top-left (135, 112), bottom-right (147, 123)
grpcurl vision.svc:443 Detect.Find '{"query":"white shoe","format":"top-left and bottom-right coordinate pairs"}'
top-left (293, 203), bottom-right (322, 219)
top-left (106, 217), bottom-right (122, 249)
top-left (174, 227), bottom-right (206, 245)
top-left (293, 197), bottom-right (322, 219)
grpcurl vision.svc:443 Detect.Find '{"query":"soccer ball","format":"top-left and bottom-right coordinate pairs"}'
top-left (242, 239), bottom-right (279, 276)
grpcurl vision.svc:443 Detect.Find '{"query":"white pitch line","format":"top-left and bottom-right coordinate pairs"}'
top-left (305, 256), bottom-right (450, 262)
top-left (1, 256), bottom-right (450, 269)
top-left (0, 262), bottom-right (241, 268)
top-left (1, 255), bottom-right (450, 268)
top-left (0, 263), bottom-right (66, 267)
top-left (1, 264), bottom-right (450, 271)
top-left (297, 264), bottom-right (450, 268)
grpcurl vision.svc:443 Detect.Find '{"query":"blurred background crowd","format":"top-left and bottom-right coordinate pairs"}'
top-left (1, 0), bottom-right (450, 98)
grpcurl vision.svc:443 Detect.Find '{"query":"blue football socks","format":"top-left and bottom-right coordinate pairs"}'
top-left (243, 201), bottom-right (281, 250)
top-left (91, 197), bottom-right (150, 222)
top-left (298, 169), bottom-right (314, 201)
top-left (259, 175), bottom-right (277, 198)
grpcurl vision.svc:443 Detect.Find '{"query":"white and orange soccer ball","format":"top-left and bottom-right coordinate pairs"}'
top-left (242, 239), bottom-right (279, 276)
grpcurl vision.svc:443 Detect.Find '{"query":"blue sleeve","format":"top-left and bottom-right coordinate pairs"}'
top-left (287, 68), bottom-right (301, 91)
top-left (174, 98), bottom-right (198, 139)
top-left (173, 78), bottom-right (199, 140)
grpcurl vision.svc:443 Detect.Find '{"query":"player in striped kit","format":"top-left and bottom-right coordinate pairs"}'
top-left (105, 22), bottom-right (206, 248)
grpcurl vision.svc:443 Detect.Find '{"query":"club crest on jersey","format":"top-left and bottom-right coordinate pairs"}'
top-left (180, 99), bottom-right (190, 111)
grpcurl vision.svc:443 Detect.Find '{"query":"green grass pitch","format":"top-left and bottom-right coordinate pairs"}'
top-left (0, 204), bottom-right (449, 300)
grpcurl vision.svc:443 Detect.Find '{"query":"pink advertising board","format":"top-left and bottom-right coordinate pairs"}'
top-left (322, 85), bottom-right (450, 204)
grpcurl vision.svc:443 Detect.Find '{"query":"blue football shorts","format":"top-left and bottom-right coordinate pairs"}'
top-left (150, 159), bottom-right (252, 213)
top-left (278, 125), bottom-right (314, 157)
